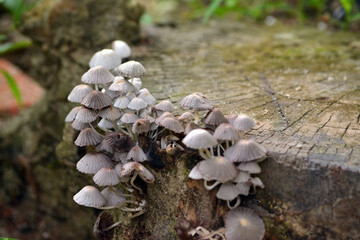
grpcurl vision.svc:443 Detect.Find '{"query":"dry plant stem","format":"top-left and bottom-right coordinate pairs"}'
top-left (204, 180), bottom-right (220, 190)
top-left (227, 196), bottom-right (241, 209)
top-left (194, 110), bottom-right (200, 124)
top-left (201, 228), bottom-right (226, 240)
top-left (130, 172), bottom-right (143, 194)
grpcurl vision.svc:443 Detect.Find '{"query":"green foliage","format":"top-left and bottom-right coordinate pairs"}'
top-left (0, 39), bottom-right (32, 55)
top-left (0, 68), bottom-right (23, 107)
top-left (0, 0), bottom-right (35, 27)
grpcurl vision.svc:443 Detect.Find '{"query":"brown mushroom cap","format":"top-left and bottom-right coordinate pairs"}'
top-left (74, 128), bottom-right (103, 146)
top-left (81, 90), bottom-right (112, 110)
top-left (213, 123), bottom-right (239, 141)
top-left (198, 157), bottom-right (238, 182)
top-left (204, 108), bottom-right (228, 126)
top-left (159, 117), bottom-right (184, 133)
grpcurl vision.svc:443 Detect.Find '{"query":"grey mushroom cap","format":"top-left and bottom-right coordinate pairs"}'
top-left (224, 140), bottom-right (267, 163)
top-left (204, 108), bottom-right (229, 126)
top-left (120, 112), bottom-right (139, 124)
top-left (138, 91), bottom-right (156, 105)
top-left (81, 66), bottom-right (114, 85)
top-left (198, 157), bottom-right (238, 182)
top-left (179, 92), bottom-right (214, 111)
top-left (213, 123), bottom-right (240, 141)
top-left (118, 60), bottom-right (146, 78)
top-left (238, 161), bottom-right (261, 174)
top-left (101, 187), bottom-right (126, 206)
top-left (216, 182), bottom-right (241, 201)
top-left (73, 185), bottom-right (106, 208)
top-left (224, 207), bottom-right (265, 240)
top-left (112, 40), bottom-right (131, 59)
top-left (155, 100), bottom-right (175, 112)
top-left (99, 106), bottom-right (121, 121)
top-left (67, 84), bottom-right (93, 103)
top-left (114, 96), bottom-right (130, 109)
top-left (127, 146), bottom-right (147, 162)
top-left (232, 171), bottom-right (251, 183)
top-left (71, 119), bottom-right (90, 130)
top-left (159, 117), bottom-right (184, 133)
top-left (89, 49), bottom-right (122, 70)
top-left (76, 152), bottom-right (114, 174)
top-left (132, 118), bottom-right (151, 134)
top-left (184, 122), bottom-right (199, 135)
top-left (232, 114), bottom-right (257, 131)
top-left (65, 106), bottom-right (82, 123)
top-left (109, 78), bottom-right (136, 93)
top-left (127, 97), bottom-right (148, 111)
top-left (75, 107), bottom-right (98, 123)
top-left (93, 167), bottom-right (120, 186)
top-left (74, 128), bottom-right (103, 146)
top-left (81, 90), bottom-right (112, 110)
top-left (155, 112), bottom-right (174, 125)
top-left (179, 112), bottom-right (195, 122)
top-left (182, 129), bottom-right (217, 149)
top-left (188, 163), bottom-right (206, 180)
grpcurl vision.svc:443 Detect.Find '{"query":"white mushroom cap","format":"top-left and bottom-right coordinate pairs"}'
top-left (114, 163), bottom-right (124, 177)
top-left (232, 114), bottom-right (257, 131)
top-left (127, 146), bottom-right (147, 162)
top-left (213, 123), bottom-right (239, 141)
top-left (155, 112), bottom-right (174, 125)
top-left (120, 112), bottom-right (138, 124)
top-left (179, 112), bottom-right (195, 122)
top-left (250, 177), bottom-right (264, 188)
top-left (89, 49), bottom-right (121, 70)
top-left (238, 161), bottom-right (261, 174)
top-left (113, 151), bottom-right (128, 164)
top-left (216, 182), bottom-right (241, 201)
top-left (182, 129), bottom-right (217, 149)
top-left (104, 89), bottom-right (121, 99)
top-left (73, 185), bottom-right (105, 208)
top-left (236, 182), bottom-right (251, 195)
top-left (76, 152), bottom-right (114, 174)
top-left (81, 90), bottom-right (112, 110)
top-left (118, 60), bottom-right (146, 78)
top-left (159, 117), bottom-right (184, 133)
top-left (71, 119), bottom-right (90, 130)
top-left (81, 66), bottom-right (114, 85)
top-left (74, 128), bottom-right (103, 146)
top-left (179, 92), bottom-right (214, 111)
top-left (198, 157), bottom-right (238, 182)
top-left (93, 167), bottom-right (120, 186)
top-left (188, 163), bottom-right (205, 180)
top-left (120, 162), bottom-right (155, 183)
top-left (232, 171), bottom-right (251, 183)
top-left (114, 96), bottom-right (130, 109)
top-left (224, 207), bottom-right (265, 240)
top-left (75, 107), bottom-right (98, 123)
top-left (226, 114), bottom-right (238, 125)
top-left (127, 97), bottom-right (148, 111)
top-left (99, 106), bottom-right (121, 121)
top-left (101, 187), bottom-right (126, 206)
top-left (109, 78), bottom-right (135, 93)
top-left (204, 109), bottom-right (228, 126)
top-left (65, 106), bottom-right (82, 123)
top-left (139, 88), bottom-right (150, 95)
top-left (112, 40), bottom-right (131, 58)
top-left (67, 84), bottom-right (93, 103)
top-left (224, 140), bottom-right (267, 163)
top-left (138, 91), bottom-right (156, 105)
top-left (126, 92), bottom-right (136, 100)
top-left (130, 78), bottom-right (142, 91)
top-left (155, 100), bottom-right (175, 112)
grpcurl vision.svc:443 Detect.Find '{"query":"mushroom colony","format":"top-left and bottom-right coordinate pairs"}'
top-left (65, 41), bottom-right (267, 240)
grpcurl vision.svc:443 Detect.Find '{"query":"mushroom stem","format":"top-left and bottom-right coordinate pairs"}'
top-left (198, 149), bottom-right (208, 159)
top-left (130, 172), bottom-right (143, 194)
top-left (217, 145), bottom-right (221, 156)
top-left (209, 147), bottom-right (214, 157)
top-left (194, 110), bottom-right (200, 124)
top-left (219, 144), bottom-right (226, 152)
top-left (205, 149), bottom-right (212, 158)
top-left (154, 128), bottom-right (166, 139)
top-left (95, 84), bottom-right (99, 91)
top-left (95, 200), bottom-right (137, 210)
top-left (103, 220), bottom-right (123, 231)
top-left (204, 180), bottom-right (220, 190)
top-left (227, 196), bottom-right (241, 209)
top-left (226, 140), bottom-right (230, 149)
top-left (201, 228), bottom-right (226, 240)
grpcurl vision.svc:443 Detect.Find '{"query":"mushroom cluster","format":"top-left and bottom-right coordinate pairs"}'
top-left (65, 41), bottom-right (156, 221)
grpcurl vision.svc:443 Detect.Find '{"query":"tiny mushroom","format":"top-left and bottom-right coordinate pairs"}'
top-left (179, 92), bottom-right (214, 124)
top-left (93, 167), bottom-right (120, 186)
top-left (81, 66), bottom-right (114, 85)
top-left (73, 185), bottom-right (106, 208)
top-left (182, 129), bottom-right (217, 159)
top-left (81, 90), bottom-right (112, 110)
top-left (118, 60), bottom-right (146, 79)
top-left (232, 114), bottom-right (257, 133)
top-left (74, 128), bottom-right (104, 146)
top-left (89, 49), bottom-right (121, 70)
top-left (224, 140), bottom-right (267, 163)
top-left (216, 182), bottom-right (242, 209)
top-left (204, 108), bottom-right (228, 127)
top-left (121, 162), bottom-right (155, 193)
top-left (112, 40), bottom-right (131, 59)
top-left (76, 152), bottom-right (114, 174)
top-left (68, 85), bottom-right (93, 103)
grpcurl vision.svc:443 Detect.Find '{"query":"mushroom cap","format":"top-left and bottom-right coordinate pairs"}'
top-left (238, 161), bottom-right (261, 174)
top-left (142, 115), bottom-right (156, 124)
top-left (126, 92), bottom-right (136, 100)
top-left (224, 140), bottom-right (267, 163)
top-left (188, 163), bottom-right (205, 180)
top-left (113, 151), bottom-right (128, 164)
top-left (232, 114), bottom-right (257, 131)
top-left (76, 107), bottom-right (98, 123)
top-left (104, 89), bottom-right (121, 99)
top-left (178, 112), bottom-right (195, 122)
top-left (99, 106), bottom-right (121, 121)
top-left (130, 78), bottom-right (142, 91)
top-left (216, 182), bottom-right (241, 201)
top-left (89, 49), bottom-right (121, 70)
top-left (159, 117), bottom-right (184, 133)
top-left (101, 187), bottom-right (126, 206)
top-left (138, 91), bottom-right (156, 105)
top-left (127, 146), bottom-right (147, 162)
top-left (204, 109), bottom-right (228, 126)
top-left (73, 185), bottom-right (105, 208)
top-left (132, 118), bottom-right (151, 134)
top-left (224, 207), bottom-right (265, 240)
top-left (232, 171), bottom-right (251, 183)
top-left (81, 66), bottom-right (114, 84)
top-left (65, 106), bottom-right (82, 123)
top-left (120, 112), bottom-right (139, 124)
top-left (118, 60), bottom-right (146, 78)
top-left (71, 119), bottom-right (90, 130)
top-left (155, 112), bottom-right (174, 125)
top-left (120, 162), bottom-right (155, 183)
top-left (226, 114), bottom-right (238, 125)
top-left (198, 157), bottom-right (238, 182)
top-left (179, 92), bottom-right (214, 111)
top-left (128, 97), bottom-right (148, 111)
top-left (74, 128), bottom-right (103, 146)
top-left (93, 167), bottom-right (120, 186)
top-left (236, 182), bottom-right (251, 195)
top-left (114, 96), bottom-right (130, 109)
top-left (182, 129), bottom-right (217, 149)
top-left (68, 84), bottom-right (93, 103)
top-left (76, 152), bottom-right (114, 174)
top-left (81, 90), bottom-right (112, 110)
top-left (93, 212), bottom-right (115, 240)
top-left (155, 100), bottom-right (175, 112)
top-left (213, 123), bottom-right (239, 141)
top-left (101, 132), bottom-right (134, 152)
top-left (112, 40), bottom-right (131, 58)
top-left (109, 78), bottom-right (135, 93)
top-left (184, 122), bottom-right (199, 135)
top-left (250, 177), bottom-right (264, 188)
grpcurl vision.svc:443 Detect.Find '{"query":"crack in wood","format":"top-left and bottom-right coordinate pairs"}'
top-left (340, 123), bottom-right (351, 139)
top-left (311, 113), bottom-right (334, 140)
top-left (260, 74), bottom-right (289, 129)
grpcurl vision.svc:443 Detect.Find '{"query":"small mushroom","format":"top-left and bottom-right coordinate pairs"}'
top-left (89, 49), bottom-right (121, 70)
top-left (121, 162), bottom-right (155, 194)
top-left (132, 118), bottom-right (151, 134)
top-left (71, 119), bottom-right (90, 130)
top-left (112, 40), bottom-right (131, 59)
top-left (109, 78), bottom-right (135, 94)
top-left (179, 92), bottom-right (214, 124)
top-left (101, 187), bottom-right (126, 207)
top-left (74, 128), bottom-right (103, 146)
top-left (127, 146), bottom-right (147, 162)
top-left (224, 139), bottom-right (267, 163)
top-left (159, 117), bottom-right (184, 134)
top-left (65, 106), bottom-right (82, 123)
top-left (114, 96), bottom-right (130, 109)
top-left (127, 97), bottom-right (148, 111)
top-left (204, 108), bottom-right (228, 126)
top-left (93, 167), bottom-right (120, 186)
top-left (138, 91), bottom-right (156, 105)
top-left (68, 85), bottom-right (93, 103)
top-left (75, 107), bottom-right (98, 123)
top-left (238, 161), bottom-right (261, 174)
top-left (118, 60), bottom-right (146, 79)
top-left (76, 152), bottom-right (114, 174)
top-left (73, 185), bottom-right (105, 208)
top-left (232, 114), bottom-right (257, 132)
top-left (182, 129), bottom-right (217, 159)
top-left (81, 66), bottom-right (114, 85)
top-left (216, 182), bottom-right (241, 209)
top-left (155, 100), bottom-right (175, 114)
top-left (99, 106), bottom-right (121, 121)
top-left (213, 123), bottom-right (239, 149)
top-left (81, 90), bottom-right (112, 110)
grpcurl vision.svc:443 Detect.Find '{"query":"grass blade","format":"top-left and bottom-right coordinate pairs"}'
top-left (0, 40), bottom-right (32, 55)
top-left (0, 68), bottom-right (23, 107)
top-left (202, 0), bottom-right (224, 24)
